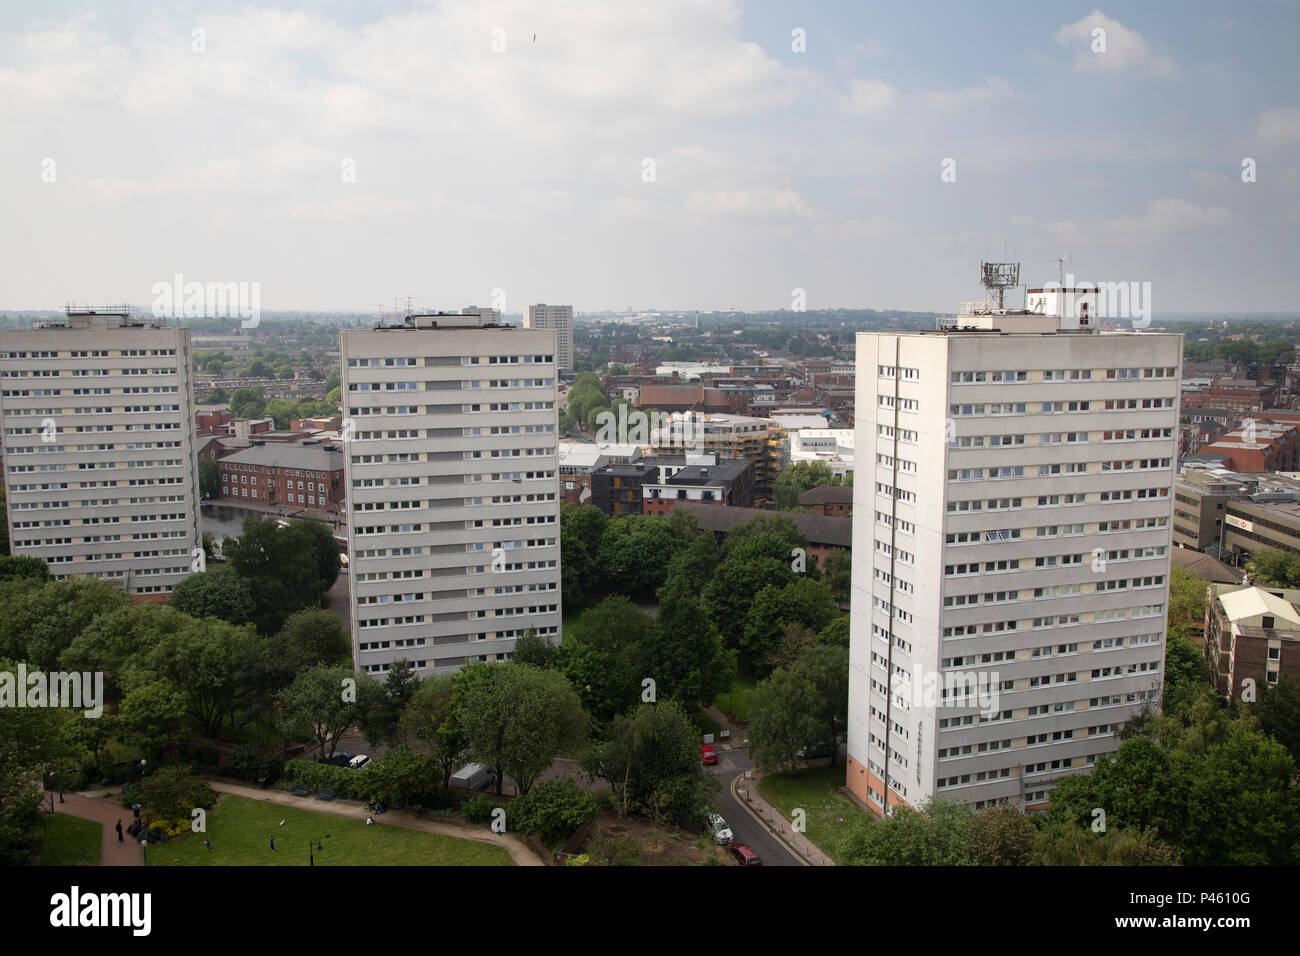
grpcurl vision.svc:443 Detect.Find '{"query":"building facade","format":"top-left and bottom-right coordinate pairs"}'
top-left (218, 443), bottom-right (345, 515)
top-left (0, 309), bottom-right (200, 602)
top-left (641, 458), bottom-right (755, 515)
top-left (848, 308), bottom-right (1181, 815)
top-left (339, 313), bottom-right (562, 677)
top-left (522, 304), bottom-right (574, 372)
top-left (1205, 584), bottom-right (1300, 700)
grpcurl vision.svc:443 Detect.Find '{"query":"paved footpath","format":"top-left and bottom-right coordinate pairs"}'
top-left (207, 781), bottom-right (546, 866)
top-left (54, 793), bottom-right (143, 867)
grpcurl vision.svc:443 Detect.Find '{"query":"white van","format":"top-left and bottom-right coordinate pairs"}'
top-left (347, 754), bottom-right (371, 770)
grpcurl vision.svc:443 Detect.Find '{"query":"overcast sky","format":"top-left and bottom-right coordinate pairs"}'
top-left (1, 0), bottom-right (1297, 314)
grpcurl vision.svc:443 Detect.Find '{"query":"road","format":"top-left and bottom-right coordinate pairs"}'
top-left (710, 747), bottom-right (805, 867)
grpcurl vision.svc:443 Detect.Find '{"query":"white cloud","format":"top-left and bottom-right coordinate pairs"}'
top-left (1259, 108), bottom-right (1300, 148)
top-left (838, 78), bottom-right (895, 115)
top-left (924, 76), bottom-right (1014, 110)
top-left (687, 186), bottom-right (814, 220)
top-left (1054, 10), bottom-right (1175, 76)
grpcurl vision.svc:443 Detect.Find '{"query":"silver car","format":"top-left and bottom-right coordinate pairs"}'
top-left (708, 812), bottom-right (733, 845)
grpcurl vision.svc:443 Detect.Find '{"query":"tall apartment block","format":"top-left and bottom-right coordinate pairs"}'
top-left (522, 304), bottom-right (573, 372)
top-left (847, 272), bottom-right (1182, 815)
top-left (339, 312), bottom-right (562, 677)
top-left (0, 308), bottom-right (200, 601)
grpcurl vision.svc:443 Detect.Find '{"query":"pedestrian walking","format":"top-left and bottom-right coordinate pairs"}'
top-left (269, 835), bottom-right (275, 851)
top-left (115, 820), bottom-right (124, 842)
top-left (203, 838), bottom-right (213, 851)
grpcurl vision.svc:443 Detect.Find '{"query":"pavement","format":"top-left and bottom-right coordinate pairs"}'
top-left (52, 792), bottom-right (144, 867)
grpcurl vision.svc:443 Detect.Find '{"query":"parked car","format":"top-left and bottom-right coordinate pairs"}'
top-left (347, 754), bottom-right (372, 770)
top-left (325, 752), bottom-right (353, 767)
top-left (700, 744), bottom-right (718, 765)
top-left (707, 813), bottom-right (733, 845)
top-left (727, 843), bottom-right (762, 866)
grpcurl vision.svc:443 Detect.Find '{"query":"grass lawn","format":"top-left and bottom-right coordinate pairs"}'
top-left (40, 814), bottom-right (102, 866)
top-left (758, 765), bottom-right (862, 864)
top-left (714, 674), bottom-right (759, 722)
top-left (146, 795), bottom-right (514, 866)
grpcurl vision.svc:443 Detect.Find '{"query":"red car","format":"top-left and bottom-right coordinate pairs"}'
top-left (728, 843), bottom-right (762, 866)
top-left (700, 744), bottom-right (718, 765)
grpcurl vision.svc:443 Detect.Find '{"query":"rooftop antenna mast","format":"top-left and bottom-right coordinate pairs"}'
top-left (979, 261), bottom-right (1020, 311)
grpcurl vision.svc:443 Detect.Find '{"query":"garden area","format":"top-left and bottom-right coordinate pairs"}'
top-left (145, 795), bottom-right (515, 867)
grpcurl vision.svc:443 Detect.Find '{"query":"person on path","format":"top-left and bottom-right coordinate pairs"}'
top-left (115, 820), bottom-right (124, 842)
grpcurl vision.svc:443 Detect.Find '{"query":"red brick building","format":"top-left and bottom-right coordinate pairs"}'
top-left (798, 484), bottom-right (853, 517)
top-left (218, 443), bottom-right (345, 515)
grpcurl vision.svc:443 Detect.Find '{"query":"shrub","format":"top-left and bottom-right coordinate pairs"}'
top-left (507, 778), bottom-right (597, 847)
top-left (227, 745), bottom-right (286, 784)
top-left (585, 829), bottom-right (644, 866)
top-left (461, 794), bottom-right (509, 825)
top-left (177, 744), bottom-right (222, 773)
top-left (123, 766), bottom-right (216, 827)
top-left (283, 759), bottom-right (371, 799)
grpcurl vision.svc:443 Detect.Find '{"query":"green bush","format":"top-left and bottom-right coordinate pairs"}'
top-left (411, 787), bottom-right (457, 811)
top-left (227, 745), bottom-right (286, 784)
top-left (507, 778), bottom-right (597, 847)
top-left (462, 794), bottom-right (509, 824)
top-left (283, 759), bottom-right (371, 799)
top-left (177, 744), bottom-right (221, 773)
top-left (122, 766), bottom-right (216, 827)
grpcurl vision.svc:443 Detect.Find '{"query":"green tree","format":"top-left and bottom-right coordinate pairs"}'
top-left (198, 456), bottom-right (222, 499)
top-left (118, 679), bottom-right (190, 758)
top-left (822, 548), bottom-right (852, 604)
top-left (1033, 819), bottom-right (1183, 865)
top-left (276, 665), bottom-right (375, 760)
top-left (790, 643), bottom-right (849, 765)
top-left (0, 555), bottom-right (50, 582)
top-left (741, 577), bottom-right (840, 674)
top-left (226, 517), bottom-right (338, 634)
top-left (774, 460), bottom-right (841, 511)
top-left (646, 577), bottom-right (735, 707)
top-left (1253, 676), bottom-right (1300, 765)
top-left (169, 566), bottom-right (254, 625)
top-left (817, 616), bottom-right (851, 648)
top-left (595, 515), bottom-right (683, 596)
top-left (511, 631), bottom-right (555, 668)
top-left (970, 803), bottom-right (1036, 866)
top-left (60, 604), bottom-right (191, 707)
top-left (458, 663), bottom-right (589, 796)
top-left (748, 667), bottom-right (822, 771)
top-left (838, 799), bottom-right (975, 866)
top-left (143, 617), bottom-right (259, 738)
top-left (552, 596), bottom-right (653, 726)
top-left (399, 673), bottom-right (465, 788)
top-left (581, 700), bottom-right (716, 824)
top-left (703, 548), bottom-right (795, 653)
top-left (0, 578), bottom-right (129, 672)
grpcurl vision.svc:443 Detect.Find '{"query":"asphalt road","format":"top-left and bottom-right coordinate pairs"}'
top-left (710, 748), bottom-right (805, 867)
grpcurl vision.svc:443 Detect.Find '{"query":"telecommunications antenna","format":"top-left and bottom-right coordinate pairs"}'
top-left (979, 261), bottom-right (1020, 310)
